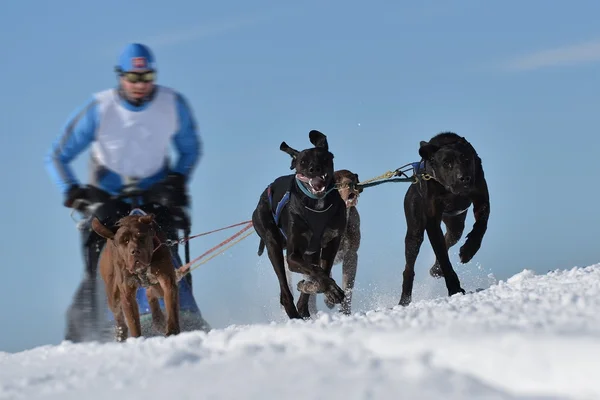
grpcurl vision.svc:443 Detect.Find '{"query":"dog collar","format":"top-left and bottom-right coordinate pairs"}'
top-left (295, 176), bottom-right (336, 200)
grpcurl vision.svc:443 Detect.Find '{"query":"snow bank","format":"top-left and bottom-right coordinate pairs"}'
top-left (1, 265), bottom-right (599, 400)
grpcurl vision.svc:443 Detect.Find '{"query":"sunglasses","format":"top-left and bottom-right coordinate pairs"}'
top-left (122, 71), bottom-right (155, 83)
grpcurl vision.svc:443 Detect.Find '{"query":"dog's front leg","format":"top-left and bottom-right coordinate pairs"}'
top-left (339, 209), bottom-right (360, 314)
top-left (286, 223), bottom-right (327, 290)
top-left (114, 306), bottom-right (128, 342)
top-left (158, 275), bottom-right (180, 336)
top-left (400, 188), bottom-right (425, 306)
top-left (425, 218), bottom-right (465, 297)
top-left (317, 235), bottom-right (345, 306)
top-left (146, 287), bottom-right (166, 334)
top-left (430, 213), bottom-right (467, 278)
top-left (460, 183), bottom-right (490, 263)
top-left (296, 252), bottom-right (320, 319)
top-left (339, 250), bottom-right (358, 315)
top-left (121, 284), bottom-right (142, 338)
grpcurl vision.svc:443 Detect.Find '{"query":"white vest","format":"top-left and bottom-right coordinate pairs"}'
top-left (91, 86), bottom-right (178, 179)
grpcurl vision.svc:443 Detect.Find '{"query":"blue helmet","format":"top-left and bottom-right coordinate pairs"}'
top-left (116, 43), bottom-right (156, 73)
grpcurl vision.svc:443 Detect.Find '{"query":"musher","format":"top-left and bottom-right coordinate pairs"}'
top-left (45, 43), bottom-right (210, 342)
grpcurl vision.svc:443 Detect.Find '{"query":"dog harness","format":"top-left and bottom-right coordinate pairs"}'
top-left (267, 174), bottom-right (339, 254)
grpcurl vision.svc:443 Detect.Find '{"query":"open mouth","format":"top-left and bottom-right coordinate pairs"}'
top-left (129, 259), bottom-right (151, 274)
top-left (345, 192), bottom-right (359, 207)
top-left (296, 173), bottom-right (328, 196)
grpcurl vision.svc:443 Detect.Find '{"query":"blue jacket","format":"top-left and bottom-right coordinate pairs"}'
top-left (45, 85), bottom-right (202, 196)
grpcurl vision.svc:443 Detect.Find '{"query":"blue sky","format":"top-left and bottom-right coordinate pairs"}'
top-left (2, 0), bottom-right (600, 352)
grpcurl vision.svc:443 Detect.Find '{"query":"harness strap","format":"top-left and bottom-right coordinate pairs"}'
top-left (267, 185), bottom-right (290, 240)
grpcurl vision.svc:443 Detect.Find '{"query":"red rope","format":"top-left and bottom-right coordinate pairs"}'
top-left (178, 220), bottom-right (253, 243)
top-left (179, 221), bottom-right (254, 271)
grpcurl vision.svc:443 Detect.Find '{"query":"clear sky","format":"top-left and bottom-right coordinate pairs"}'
top-left (2, 0), bottom-right (600, 352)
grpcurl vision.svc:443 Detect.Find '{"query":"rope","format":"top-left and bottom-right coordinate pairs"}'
top-left (186, 229), bottom-right (256, 274)
top-left (176, 222), bottom-right (255, 278)
top-left (355, 162), bottom-right (432, 190)
top-left (167, 220), bottom-right (253, 246)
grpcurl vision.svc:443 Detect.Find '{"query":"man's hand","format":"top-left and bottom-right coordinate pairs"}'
top-left (63, 185), bottom-right (88, 208)
top-left (161, 173), bottom-right (189, 208)
top-left (164, 173), bottom-right (186, 193)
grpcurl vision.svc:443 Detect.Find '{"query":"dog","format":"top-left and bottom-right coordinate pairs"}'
top-left (293, 169), bottom-right (363, 316)
top-left (91, 213), bottom-right (187, 341)
top-left (400, 131), bottom-right (490, 306)
top-left (252, 130), bottom-right (347, 319)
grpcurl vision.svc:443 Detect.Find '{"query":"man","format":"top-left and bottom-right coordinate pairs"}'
top-left (45, 43), bottom-right (208, 342)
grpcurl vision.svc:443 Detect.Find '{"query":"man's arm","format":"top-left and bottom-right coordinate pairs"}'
top-left (44, 97), bottom-right (99, 195)
top-left (171, 93), bottom-right (202, 180)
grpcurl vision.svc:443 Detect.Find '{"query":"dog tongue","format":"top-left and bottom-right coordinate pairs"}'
top-left (310, 177), bottom-right (325, 193)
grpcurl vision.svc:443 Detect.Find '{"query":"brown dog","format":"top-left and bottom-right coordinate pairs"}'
top-left (91, 213), bottom-right (185, 341)
top-left (287, 169), bottom-right (363, 315)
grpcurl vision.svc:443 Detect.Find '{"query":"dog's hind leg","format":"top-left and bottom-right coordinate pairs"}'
top-left (271, 243), bottom-right (302, 319)
top-left (253, 205), bottom-right (301, 319)
top-left (400, 226), bottom-right (425, 306)
top-left (400, 188), bottom-right (426, 306)
top-left (263, 227), bottom-right (301, 319)
top-left (429, 213), bottom-right (467, 278)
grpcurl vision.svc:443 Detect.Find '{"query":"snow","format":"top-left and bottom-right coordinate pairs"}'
top-left (2, 265), bottom-right (600, 400)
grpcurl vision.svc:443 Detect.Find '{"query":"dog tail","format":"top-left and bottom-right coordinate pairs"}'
top-left (257, 239), bottom-right (265, 256)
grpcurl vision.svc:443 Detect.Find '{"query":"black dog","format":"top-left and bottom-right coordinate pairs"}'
top-left (252, 130), bottom-right (347, 319)
top-left (400, 132), bottom-right (490, 306)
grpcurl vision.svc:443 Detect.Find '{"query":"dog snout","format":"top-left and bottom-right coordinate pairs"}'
top-left (458, 175), bottom-right (472, 184)
top-left (308, 164), bottom-right (322, 175)
top-left (131, 248), bottom-right (140, 256)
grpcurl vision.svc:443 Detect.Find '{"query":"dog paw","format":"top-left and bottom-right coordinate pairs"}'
top-left (398, 294), bottom-right (411, 307)
top-left (324, 281), bottom-right (345, 305)
top-left (115, 325), bottom-right (128, 342)
top-left (339, 304), bottom-right (351, 315)
top-left (297, 280), bottom-right (319, 294)
top-left (459, 240), bottom-right (480, 263)
top-left (448, 287), bottom-right (466, 297)
top-left (152, 316), bottom-right (166, 333)
top-left (429, 263), bottom-right (444, 278)
top-left (324, 297), bottom-right (336, 309)
top-left (165, 326), bottom-right (181, 337)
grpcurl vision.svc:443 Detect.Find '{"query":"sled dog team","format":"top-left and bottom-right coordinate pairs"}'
top-left (92, 128), bottom-right (489, 340)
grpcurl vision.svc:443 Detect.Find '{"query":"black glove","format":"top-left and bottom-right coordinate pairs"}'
top-left (147, 173), bottom-right (189, 208)
top-left (164, 173), bottom-right (186, 193)
top-left (63, 184), bottom-right (88, 208)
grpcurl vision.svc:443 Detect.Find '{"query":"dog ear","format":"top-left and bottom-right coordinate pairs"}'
top-left (354, 173), bottom-right (363, 193)
top-left (309, 130), bottom-right (328, 150)
top-left (280, 141), bottom-right (299, 170)
top-left (138, 214), bottom-right (154, 225)
top-left (91, 217), bottom-right (117, 240)
top-left (419, 141), bottom-right (440, 161)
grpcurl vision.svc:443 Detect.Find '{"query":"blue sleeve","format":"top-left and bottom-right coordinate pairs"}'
top-left (172, 93), bottom-right (202, 179)
top-left (44, 97), bottom-right (99, 195)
